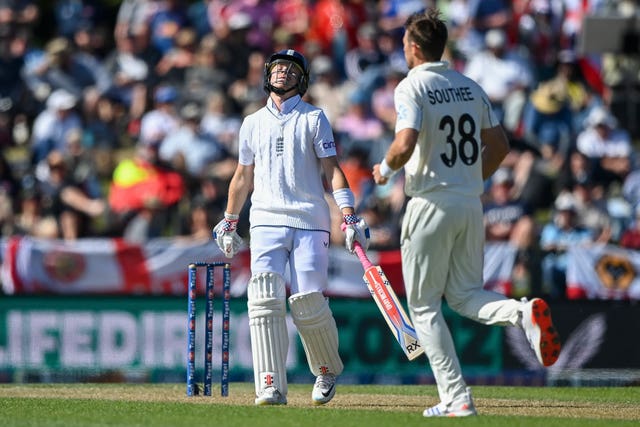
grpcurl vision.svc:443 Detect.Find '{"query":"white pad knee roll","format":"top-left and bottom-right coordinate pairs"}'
top-left (288, 291), bottom-right (343, 376)
top-left (247, 273), bottom-right (289, 396)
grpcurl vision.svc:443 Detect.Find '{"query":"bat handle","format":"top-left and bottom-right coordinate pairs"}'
top-left (353, 242), bottom-right (374, 269)
top-left (341, 222), bottom-right (374, 269)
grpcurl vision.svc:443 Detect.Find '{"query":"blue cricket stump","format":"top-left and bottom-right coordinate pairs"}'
top-left (186, 262), bottom-right (231, 397)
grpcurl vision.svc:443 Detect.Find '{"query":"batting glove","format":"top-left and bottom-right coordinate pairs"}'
top-left (343, 213), bottom-right (370, 253)
top-left (212, 213), bottom-right (243, 258)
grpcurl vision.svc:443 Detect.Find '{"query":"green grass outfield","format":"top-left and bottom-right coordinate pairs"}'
top-left (1, 383), bottom-right (638, 426)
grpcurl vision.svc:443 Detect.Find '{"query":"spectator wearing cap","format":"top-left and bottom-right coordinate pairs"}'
top-left (306, 55), bottom-right (348, 125)
top-left (36, 149), bottom-right (106, 240)
top-left (227, 50), bottom-right (268, 114)
top-left (147, 0), bottom-right (189, 55)
top-left (576, 106), bottom-right (633, 189)
top-left (158, 101), bottom-right (228, 179)
top-left (567, 179), bottom-right (613, 244)
top-left (225, 0), bottom-right (277, 53)
top-left (155, 26), bottom-right (198, 87)
top-left (102, 30), bottom-right (150, 119)
top-left (539, 193), bottom-right (596, 299)
top-left (343, 22), bottom-right (389, 105)
top-left (522, 47), bottom-right (601, 153)
top-left (483, 167), bottom-right (536, 248)
top-left (30, 88), bottom-right (82, 163)
top-left (463, 28), bottom-right (533, 134)
top-left (483, 166), bottom-right (537, 296)
top-left (22, 36), bottom-right (112, 105)
top-left (200, 90), bottom-right (241, 157)
top-left (183, 34), bottom-right (232, 104)
top-left (139, 85), bottom-right (180, 146)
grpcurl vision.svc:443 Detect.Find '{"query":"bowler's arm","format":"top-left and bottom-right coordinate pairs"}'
top-left (481, 125), bottom-right (510, 181)
top-left (372, 128), bottom-right (418, 185)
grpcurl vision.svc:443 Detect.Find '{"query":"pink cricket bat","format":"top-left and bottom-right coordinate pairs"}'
top-left (352, 241), bottom-right (424, 361)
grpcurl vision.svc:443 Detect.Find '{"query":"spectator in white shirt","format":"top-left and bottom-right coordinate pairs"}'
top-left (464, 28), bottom-right (533, 133)
top-left (576, 106), bottom-right (633, 189)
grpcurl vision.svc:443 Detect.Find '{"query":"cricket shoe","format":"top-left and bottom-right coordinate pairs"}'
top-left (255, 386), bottom-right (287, 406)
top-left (312, 373), bottom-right (336, 405)
top-left (520, 297), bottom-right (561, 367)
top-left (423, 387), bottom-right (477, 417)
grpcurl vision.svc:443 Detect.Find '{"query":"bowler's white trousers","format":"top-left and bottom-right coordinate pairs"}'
top-left (401, 193), bottom-right (522, 405)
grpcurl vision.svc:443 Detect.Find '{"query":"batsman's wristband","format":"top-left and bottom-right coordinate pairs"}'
top-left (333, 188), bottom-right (355, 210)
top-left (379, 158), bottom-right (399, 179)
top-left (344, 213), bottom-right (359, 225)
top-left (222, 212), bottom-right (239, 232)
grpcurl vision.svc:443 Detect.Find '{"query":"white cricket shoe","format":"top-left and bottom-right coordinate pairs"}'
top-left (520, 297), bottom-right (561, 367)
top-left (311, 373), bottom-right (337, 405)
top-left (423, 387), bottom-right (477, 417)
top-left (255, 386), bottom-right (287, 406)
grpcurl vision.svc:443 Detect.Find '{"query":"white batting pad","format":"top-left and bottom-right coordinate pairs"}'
top-left (288, 291), bottom-right (344, 376)
top-left (247, 272), bottom-right (289, 396)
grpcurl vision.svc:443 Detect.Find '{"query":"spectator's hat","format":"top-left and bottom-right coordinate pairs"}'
top-left (179, 102), bottom-right (202, 121)
top-left (311, 55), bottom-right (333, 76)
top-left (485, 29), bottom-right (507, 49)
top-left (492, 167), bottom-right (513, 185)
top-left (357, 22), bottom-right (378, 40)
top-left (228, 12), bottom-right (251, 31)
top-left (154, 86), bottom-right (178, 103)
top-left (530, 80), bottom-right (568, 114)
top-left (119, 56), bottom-right (148, 81)
top-left (46, 89), bottom-right (77, 111)
top-left (175, 28), bottom-right (197, 48)
top-left (46, 37), bottom-right (71, 65)
top-left (558, 49), bottom-right (577, 64)
top-left (585, 106), bottom-right (617, 129)
top-left (554, 193), bottom-right (576, 212)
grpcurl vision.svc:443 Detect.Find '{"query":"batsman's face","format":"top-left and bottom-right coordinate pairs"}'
top-left (269, 61), bottom-right (300, 91)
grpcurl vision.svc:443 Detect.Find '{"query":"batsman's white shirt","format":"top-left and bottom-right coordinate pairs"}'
top-left (394, 61), bottom-right (499, 197)
top-left (238, 95), bottom-right (336, 232)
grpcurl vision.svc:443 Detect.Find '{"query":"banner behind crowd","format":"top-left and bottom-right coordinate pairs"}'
top-left (4, 236), bottom-right (640, 300)
top-left (1, 236), bottom-right (519, 298)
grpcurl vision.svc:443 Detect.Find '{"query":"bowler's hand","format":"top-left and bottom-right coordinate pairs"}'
top-left (372, 164), bottom-right (389, 185)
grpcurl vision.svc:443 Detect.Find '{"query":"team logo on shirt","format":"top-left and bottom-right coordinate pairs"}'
top-left (276, 136), bottom-right (284, 156)
top-left (322, 141), bottom-right (336, 149)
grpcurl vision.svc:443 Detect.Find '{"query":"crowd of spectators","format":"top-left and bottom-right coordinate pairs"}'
top-left (0, 0), bottom-right (639, 300)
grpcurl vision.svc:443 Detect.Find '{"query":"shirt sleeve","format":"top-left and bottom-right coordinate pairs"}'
top-left (313, 110), bottom-right (337, 158)
top-left (237, 120), bottom-right (254, 165)
top-left (394, 80), bottom-right (422, 132)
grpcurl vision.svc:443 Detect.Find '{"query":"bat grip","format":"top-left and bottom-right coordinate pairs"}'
top-left (353, 242), bottom-right (373, 270)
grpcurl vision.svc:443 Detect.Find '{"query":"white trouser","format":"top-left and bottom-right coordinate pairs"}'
top-left (401, 194), bottom-right (521, 405)
top-left (250, 226), bottom-right (330, 294)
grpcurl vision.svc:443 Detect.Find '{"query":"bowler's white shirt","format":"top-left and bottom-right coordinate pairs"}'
top-left (394, 61), bottom-right (500, 198)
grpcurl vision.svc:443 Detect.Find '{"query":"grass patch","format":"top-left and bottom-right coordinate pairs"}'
top-left (0, 383), bottom-right (638, 426)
